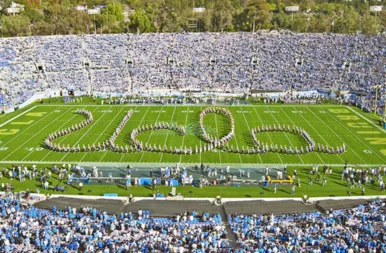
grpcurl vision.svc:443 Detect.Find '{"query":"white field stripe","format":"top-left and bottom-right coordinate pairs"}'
top-left (179, 106), bottom-right (191, 163)
top-left (79, 106), bottom-right (127, 162)
top-left (59, 106), bottom-right (109, 162)
top-left (22, 108), bottom-right (81, 161)
top-left (0, 106), bottom-right (37, 127)
top-left (159, 106), bottom-right (177, 162)
top-left (319, 107), bottom-right (386, 163)
top-left (99, 106), bottom-right (139, 162)
top-left (267, 106), bottom-right (305, 164)
top-left (251, 106), bottom-right (284, 164)
top-left (346, 106), bottom-right (386, 134)
top-left (283, 107), bottom-right (328, 164)
top-left (2, 106), bottom-right (70, 160)
top-left (213, 112), bottom-right (222, 163)
top-left (306, 107), bottom-right (368, 163)
top-left (118, 106), bottom-right (151, 163)
top-left (3, 160), bottom-right (382, 167)
top-left (39, 106), bottom-right (100, 162)
top-left (138, 106), bottom-right (165, 163)
top-left (1, 106), bottom-right (62, 147)
top-left (239, 106), bottom-right (263, 163)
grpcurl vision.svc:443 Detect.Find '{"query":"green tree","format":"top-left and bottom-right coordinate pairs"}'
top-left (379, 10), bottom-right (386, 32)
top-left (292, 14), bottom-right (308, 32)
top-left (31, 21), bottom-right (55, 35)
top-left (96, 13), bottom-right (118, 33)
top-left (103, 2), bottom-right (124, 21)
top-left (272, 12), bottom-right (291, 30)
top-left (211, 0), bottom-right (234, 32)
top-left (242, 0), bottom-right (272, 31)
top-left (148, 0), bottom-right (190, 32)
top-left (361, 12), bottom-right (378, 34)
top-left (307, 14), bottom-right (330, 33)
top-left (334, 7), bottom-right (360, 34)
top-left (46, 4), bottom-right (71, 35)
top-left (129, 8), bottom-right (155, 33)
top-left (0, 15), bottom-right (30, 36)
top-left (24, 7), bottom-right (44, 23)
top-left (68, 9), bottom-right (92, 34)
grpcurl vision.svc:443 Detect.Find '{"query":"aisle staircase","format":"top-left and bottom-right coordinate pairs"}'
top-left (219, 205), bottom-right (238, 249)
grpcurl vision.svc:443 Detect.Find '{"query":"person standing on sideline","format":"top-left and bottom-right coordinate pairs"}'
top-left (126, 178), bottom-right (131, 190)
top-left (323, 176), bottom-right (327, 186)
top-left (291, 185), bottom-right (295, 195)
top-left (274, 184), bottom-right (277, 193)
top-left (79, 182), bottom-right (83, 191)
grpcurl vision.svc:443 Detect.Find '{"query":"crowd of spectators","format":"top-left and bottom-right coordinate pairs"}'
top-left (0, 195), bottom-right (228, 252)
top-left (229, 199), bottom-right (386, 252)
top-left (0, 33), bottom-right (385, 109)
top-left (1, 193), bottom-right (386, 252)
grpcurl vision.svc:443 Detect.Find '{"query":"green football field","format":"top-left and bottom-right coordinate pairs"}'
top-left (0, 102), bottom-right (385, 166)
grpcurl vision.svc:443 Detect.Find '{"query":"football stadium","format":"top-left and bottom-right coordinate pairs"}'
top-left (0, 26), bottom-right (386, 253)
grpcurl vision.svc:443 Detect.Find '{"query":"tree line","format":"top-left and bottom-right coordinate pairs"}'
top-left (0, 0), bottom-right (385, 37)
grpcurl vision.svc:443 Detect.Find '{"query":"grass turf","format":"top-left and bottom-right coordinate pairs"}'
top-left (0, 101), bottom-right (385, 166)
top-left (1, 165), bottom-right (385, 198)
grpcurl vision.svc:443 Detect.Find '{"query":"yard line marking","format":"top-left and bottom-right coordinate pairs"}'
top-left (346, 106), bottom-right (386, 134)
top-left (251, 106), bottom-right (284, 164)
top-left (0, 106), bottom-right (37, 127)
top-left (60, 106), bottom-right (108, 162)
top-left (268, 106), bottom-right (304, 164)
top-left (213, 112), bottom-right (222, 163)
top-left (285, 107), bottom-right (332, 164)
top-left (118, 106), bottom-right (150, 163)
top-left (159, 106), bottom-right (177, 162)
top-left (40, 106), bottom-right (101, 162)
top-left (22, 108), bottom-right (81, 161)
top-left (239, 106), bottom-right (263, 163)
top-left (79, 106), bottom-right (127, 162)
top-left (306, 107), bottom-right (368, 164)
top-left (179, 106), bottom-right (191, 163)
top-left (320, 108), bottom-right (386, 163)
top-left (1, 106), bottom-right (60, 147)
top-left (138, 105), bottom-right (165, 163)
top-left (2, 106), bottom-right (69, 160)
top-left (98, 106), bottom-right (139, 162)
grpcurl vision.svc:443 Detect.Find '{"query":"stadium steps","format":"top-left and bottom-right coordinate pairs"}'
top-left (315, 199), bottom-right (369, 213)
top-left (219, 205), bottom-right (238, 249)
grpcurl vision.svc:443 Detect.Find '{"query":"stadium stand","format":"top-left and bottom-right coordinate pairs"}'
top-left (0, 33), bottom-right (385, 110)
top-left (0, 195), bottom-right (229, 252)
top-left (1, 194), bottom-right (386, 252)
